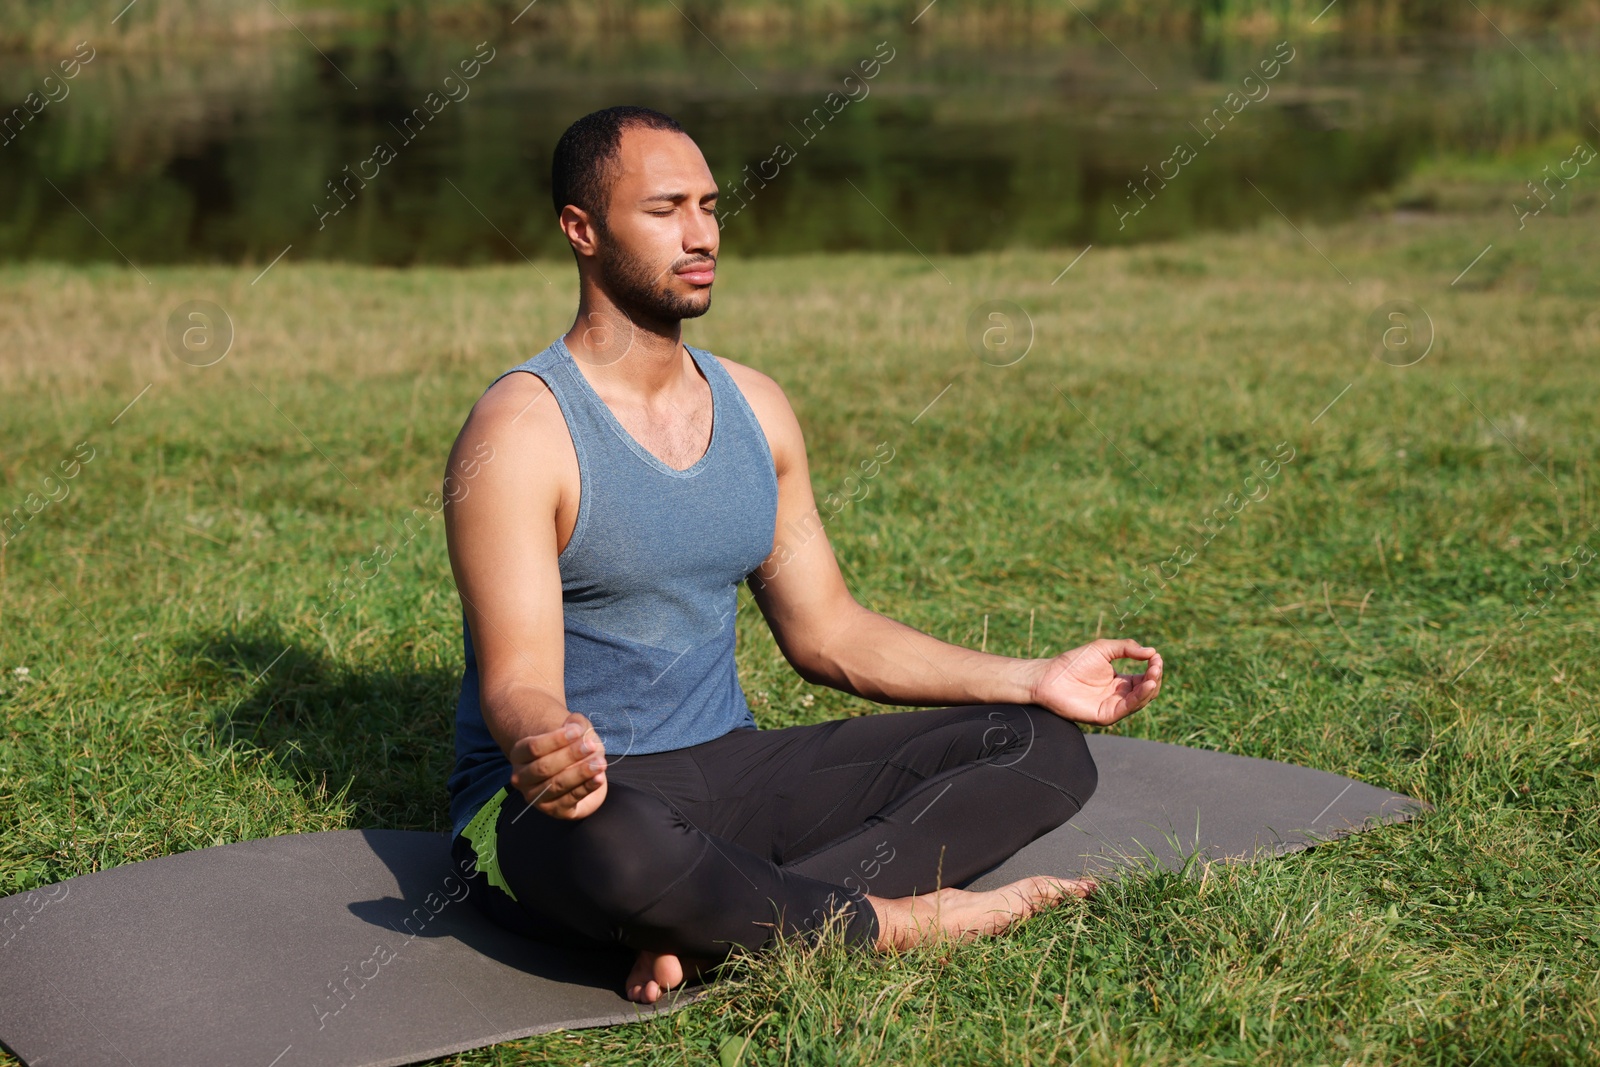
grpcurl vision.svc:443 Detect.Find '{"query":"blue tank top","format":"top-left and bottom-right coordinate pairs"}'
top-left (446, 336), bottom-right (779, 838)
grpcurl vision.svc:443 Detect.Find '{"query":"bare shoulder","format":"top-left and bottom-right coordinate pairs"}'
top-left (460, 371), bottom-right (571, 453)
top-left (468, 370), bottom-right (558, 433)
top-left (446, 369), bottom-right (575, 510)
top-left (716, 355), bottom-right (787, 409)
top-left (715, 355), bottom-right (805, 472)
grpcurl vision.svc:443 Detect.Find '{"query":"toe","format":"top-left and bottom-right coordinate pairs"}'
top-left (653, 954), bottom-right (686, 991)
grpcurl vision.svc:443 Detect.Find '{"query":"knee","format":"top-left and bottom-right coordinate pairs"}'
top-left (562, 785), bottom-right (701, 918)
top-left (1011, 706), bottom-right (1098, 809)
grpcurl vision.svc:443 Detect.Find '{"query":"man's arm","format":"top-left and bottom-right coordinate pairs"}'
top-left (443, 373), bottom-right (609, 818)
top-left (730, 364), bottom-right (1162, 726)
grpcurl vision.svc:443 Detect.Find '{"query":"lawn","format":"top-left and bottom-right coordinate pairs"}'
top-left (1, 162), bottom-right (1597, 1064)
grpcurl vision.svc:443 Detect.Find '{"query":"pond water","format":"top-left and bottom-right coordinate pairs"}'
top-left (0, 29), bottom-right (1542, 265)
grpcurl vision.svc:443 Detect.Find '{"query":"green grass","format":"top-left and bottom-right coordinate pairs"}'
top-left (2, 169), bottom-right (1598, 1064)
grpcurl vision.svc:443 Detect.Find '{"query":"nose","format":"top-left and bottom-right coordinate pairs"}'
top-left (686, 203), bottom-right (718, 255)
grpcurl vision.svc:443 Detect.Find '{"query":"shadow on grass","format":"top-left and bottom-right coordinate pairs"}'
top-left (186, 623), bottom-right (461, 833)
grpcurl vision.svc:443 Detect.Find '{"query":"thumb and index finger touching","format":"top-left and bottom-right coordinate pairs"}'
top-left (1091, 640), bottom-right (1164, 711)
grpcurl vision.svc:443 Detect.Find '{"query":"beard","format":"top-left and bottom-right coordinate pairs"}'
top-left (594, 230), bottom-right (713, 325)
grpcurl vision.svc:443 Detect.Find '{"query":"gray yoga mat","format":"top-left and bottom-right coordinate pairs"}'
top-left (0, 736), bottom-right (1427, 1067)
top-left (968, 734), bottom-right (1428, 889)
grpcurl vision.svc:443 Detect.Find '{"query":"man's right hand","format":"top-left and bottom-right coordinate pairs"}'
top-left (509, 712), bottom-right (608, 819)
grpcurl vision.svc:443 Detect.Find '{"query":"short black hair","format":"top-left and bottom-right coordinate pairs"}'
top-left (551, 106), bottom-right (687, 231)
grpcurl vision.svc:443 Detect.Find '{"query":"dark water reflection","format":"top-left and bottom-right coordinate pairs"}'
top-left (0, 30), bottom-right (1483, 265)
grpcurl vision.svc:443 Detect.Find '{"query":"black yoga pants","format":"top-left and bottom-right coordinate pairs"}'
top-left (450, 702), bottom-right (1098, 962)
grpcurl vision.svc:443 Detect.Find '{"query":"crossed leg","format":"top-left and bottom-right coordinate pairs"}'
top-left (469, 704), bottom-right (1099, 1002)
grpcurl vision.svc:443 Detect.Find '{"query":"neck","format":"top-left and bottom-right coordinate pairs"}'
top-left (564, 299), bottom-right (690, 400)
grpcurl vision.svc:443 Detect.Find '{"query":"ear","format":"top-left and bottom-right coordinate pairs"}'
top-left (560, 204), bottom-right (602, 258)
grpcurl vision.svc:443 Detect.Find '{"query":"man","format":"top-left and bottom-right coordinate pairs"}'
top-left (443, 106), bottom-right (1164, 1005)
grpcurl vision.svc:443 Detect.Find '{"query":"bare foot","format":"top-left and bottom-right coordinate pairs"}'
top-left (624, 949), bottom-right (715, 1004)
top-left (867, 875), bottom-right (1096, 951)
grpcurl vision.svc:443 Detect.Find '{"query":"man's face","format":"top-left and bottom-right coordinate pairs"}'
top-left (590, 126), bottom-right (719, 325)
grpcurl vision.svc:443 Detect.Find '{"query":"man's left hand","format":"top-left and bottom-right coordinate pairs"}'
top-left (1028, 639), bottom-right (1164, 726)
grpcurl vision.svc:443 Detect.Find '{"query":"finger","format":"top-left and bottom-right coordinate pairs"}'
top-left (538, 750), bottom-right (608, 804)
top-left (532, 765), bottom-right (605, 812)
top-left (1120, 688), bottom-right (1155, 715)
top-left (1112, 666), bottom-right (1160, 696)
top-left (528, 730), bottom-right (607, 780)
top-left (517, 718), bottom-right (604, 773)
top-left (510, 741), bottom-right (585, 793)
top-left (563, 770), bottom-right (606, 806)
top-left (1113, 652), bottom-right (1162, 685)
top-left (1113, 673), bottom-right (1161, 697)
top-left (540, 782), bottom-right (603, 819)
top-left (512, 719), bottom-right (588, 763)
top-left (1098, 638), bottom-right (1158, 662)
top-left (562, 713), bottom-right (607, 761)
top-left (520, 769), bottom-right (588, 812)
top-left (511, 740), bottom-right (603, 801)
